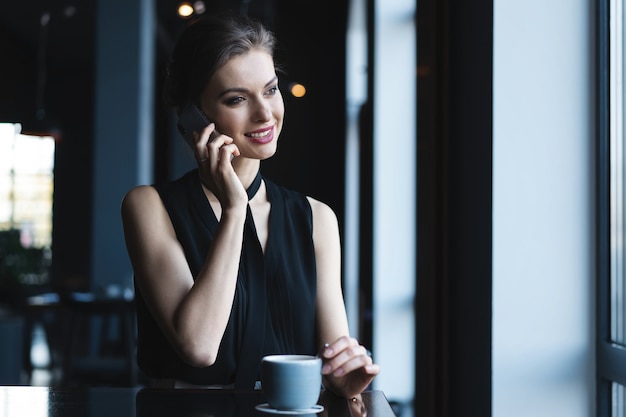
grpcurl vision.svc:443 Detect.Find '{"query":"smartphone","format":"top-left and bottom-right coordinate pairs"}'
top-left (177, 103), bottom-right (211, 147)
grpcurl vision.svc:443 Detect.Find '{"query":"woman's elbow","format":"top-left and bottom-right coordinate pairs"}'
top-left (178, 341), bottom-right (218, 367)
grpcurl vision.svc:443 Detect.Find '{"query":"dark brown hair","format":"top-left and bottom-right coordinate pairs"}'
top-left (163, 12), bottom-right (277, 113)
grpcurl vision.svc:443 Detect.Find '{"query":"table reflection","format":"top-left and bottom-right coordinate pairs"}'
top-left (0, 386), bottom-right (395, 417)
top-left (136, 389), bottom-right (245, 417)
top-left (135, 389), bottom-right (388, 417)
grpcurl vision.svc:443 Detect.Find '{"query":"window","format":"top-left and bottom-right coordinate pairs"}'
top-left (0, 123), bottom-right (55, 290)
top-left (598, 0), bottom-right (626, 415)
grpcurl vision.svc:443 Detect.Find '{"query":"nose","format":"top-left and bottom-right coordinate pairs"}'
top-left (253, 99), bottom-right (272, 122)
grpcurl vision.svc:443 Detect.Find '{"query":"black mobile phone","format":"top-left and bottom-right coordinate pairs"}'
top-left (177, 103), bottom-right (211, 147)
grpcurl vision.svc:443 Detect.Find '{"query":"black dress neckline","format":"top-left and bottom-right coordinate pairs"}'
top-left (246, 170), bottom-right (262, 200)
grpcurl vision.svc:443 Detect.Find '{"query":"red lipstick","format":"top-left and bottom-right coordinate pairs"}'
top-left (245, 126), bottom-right (274, 144)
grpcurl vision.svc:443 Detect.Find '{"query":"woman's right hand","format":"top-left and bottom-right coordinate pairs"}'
top-left (194, 123), bottom-right (248, 210)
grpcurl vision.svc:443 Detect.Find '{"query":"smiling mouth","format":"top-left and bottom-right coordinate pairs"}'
top-left (245, 126), bottom-right (274, 144)
top-left (246, 127), bottom-right (273, 139)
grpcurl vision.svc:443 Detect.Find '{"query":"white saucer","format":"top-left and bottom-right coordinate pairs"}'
top-left (255, 403), bottom-right (324, 415)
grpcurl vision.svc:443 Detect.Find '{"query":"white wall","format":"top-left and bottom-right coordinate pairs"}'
top-left (492, 0), bottom-right (594, 416)
top-left (345, 0), bottom-right (416, 407)
top-left (372, 0), bottom-right (416, 406)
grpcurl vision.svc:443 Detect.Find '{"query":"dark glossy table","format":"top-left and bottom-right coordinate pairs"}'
top-left (0, 386), bottom-right (397, 417)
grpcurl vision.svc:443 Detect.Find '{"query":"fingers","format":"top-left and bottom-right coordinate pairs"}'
top-left (321, 336), bottom-right (376, 377)
top-left (193, 123), bottom-right (214, 162)
top-left (194, 124), bottom-right (238, 167)
top-left (194, 123), bottom-right (221, 160)
top-left (193, 124), bottom-right (247, 207)
top-left (323, 350), bottom-right (371, 377)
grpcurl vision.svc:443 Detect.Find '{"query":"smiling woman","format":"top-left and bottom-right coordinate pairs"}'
top-left (121, 12), bottom-right (379, 397)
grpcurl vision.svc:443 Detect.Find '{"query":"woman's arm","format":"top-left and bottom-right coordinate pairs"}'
top-left (121, 184), bottom-right (247, 366)
top-left (309, 197), bottom-right (380, 398)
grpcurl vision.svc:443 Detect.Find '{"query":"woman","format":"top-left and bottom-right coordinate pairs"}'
top-left (121, 12), bottom-right (379, 398)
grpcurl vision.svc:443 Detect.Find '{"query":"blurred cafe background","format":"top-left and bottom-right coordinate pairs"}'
top-left (0, 0), bottom-right (606, 416)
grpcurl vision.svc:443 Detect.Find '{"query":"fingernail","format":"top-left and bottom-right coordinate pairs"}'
top-left (318, 343), bottom-right (330, 358)
top-left (333, 368), bottom-right (345, 377)
top-left (322, 365), bottom-right (332, 374)
top-left (324, 343), bottom-right (333, 356)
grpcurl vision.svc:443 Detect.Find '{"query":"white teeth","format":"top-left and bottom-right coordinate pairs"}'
top-left (249, 130), bottom-right (270, 138)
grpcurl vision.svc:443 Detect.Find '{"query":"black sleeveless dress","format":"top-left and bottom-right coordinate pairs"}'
top-left (134, 169), bottom-right (317, 388)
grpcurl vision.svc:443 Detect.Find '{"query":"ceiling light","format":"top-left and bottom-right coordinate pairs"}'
top-left (178, 3), bottom-right (194, 18)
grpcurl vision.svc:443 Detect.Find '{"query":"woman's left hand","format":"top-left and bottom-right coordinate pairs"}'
top-left (320, 336), bottom-right (381, 399)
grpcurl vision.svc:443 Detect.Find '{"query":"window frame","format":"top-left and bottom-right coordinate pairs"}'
top-left (597, 0), bottom-right (626, 414)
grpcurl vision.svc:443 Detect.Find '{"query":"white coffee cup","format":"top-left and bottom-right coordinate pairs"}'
top-left (261, 354), bottom-right (322, 410)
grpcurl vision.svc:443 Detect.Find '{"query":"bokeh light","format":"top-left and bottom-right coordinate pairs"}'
top-left (290, 83), bottom-right (306, 98)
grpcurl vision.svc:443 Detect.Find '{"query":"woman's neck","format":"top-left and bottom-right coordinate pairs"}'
top-left (231, 158), bottom-right (261, 190)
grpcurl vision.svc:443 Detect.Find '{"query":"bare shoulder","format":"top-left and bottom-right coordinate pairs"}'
top-left (122, 184), bottom-right (158, 204)
top-left (120, 185), bottom-right (171, 239)
top-left (121, 185), bottom-right (159, 216)
top-left (306, 196), bottom-right (340, 248)
top-left (121, 184), bottom-right (176, 261)
top-left (306, 196), bottom-right (339, 230)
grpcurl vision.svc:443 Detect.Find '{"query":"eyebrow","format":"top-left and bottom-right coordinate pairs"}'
top-left (217, 76), bottom-right (278, 98)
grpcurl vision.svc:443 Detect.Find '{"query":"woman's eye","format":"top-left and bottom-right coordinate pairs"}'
top-left (266, 86), bottom-right (278, 95)
top-left (226, 96), bottom-right (245, 105)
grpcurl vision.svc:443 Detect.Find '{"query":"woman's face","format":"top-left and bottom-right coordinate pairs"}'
top-left (200, 49), bottom-right (284, 161)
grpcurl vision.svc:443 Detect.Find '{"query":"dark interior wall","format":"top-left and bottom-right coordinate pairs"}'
top-left (264, 0), bottom-right (348, 221)
top-left (0, 26), bottom-right (37, 122)
top-left (416, 0), bottom-right (493, 416)
top-left (47, 60), bottom-right (94, 289)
